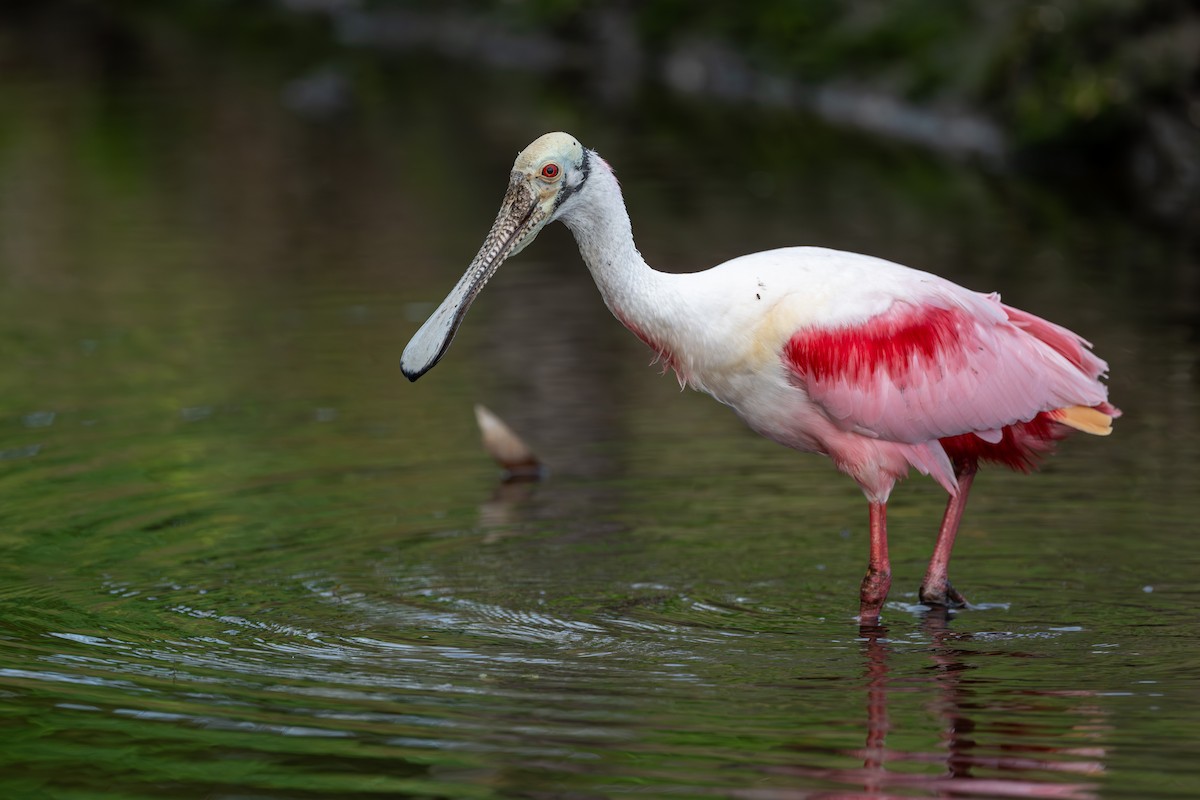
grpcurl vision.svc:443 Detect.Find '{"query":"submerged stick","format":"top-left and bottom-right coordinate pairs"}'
top-left (474, 404), bottom-right (542, 480)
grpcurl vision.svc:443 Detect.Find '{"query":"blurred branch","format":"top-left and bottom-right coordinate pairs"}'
top-left (5, 0), bottom-right (1197, 224)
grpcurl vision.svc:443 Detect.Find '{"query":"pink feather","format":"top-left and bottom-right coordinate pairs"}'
top-left (784, 292), bottom-right (1115, 478)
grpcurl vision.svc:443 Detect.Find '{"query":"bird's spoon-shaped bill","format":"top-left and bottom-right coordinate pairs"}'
top-left (401, 174), bottom-right (546, 381)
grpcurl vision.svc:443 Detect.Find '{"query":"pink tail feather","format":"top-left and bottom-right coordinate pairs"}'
top-left (1001, 303), bottom-right (1109, 381)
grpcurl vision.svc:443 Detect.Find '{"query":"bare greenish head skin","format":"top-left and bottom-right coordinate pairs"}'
top-left (400, 132), bottom-right (589, 381)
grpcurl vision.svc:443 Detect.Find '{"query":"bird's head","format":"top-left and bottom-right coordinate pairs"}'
top-left (401, 133), bottom-right (590, 381)
top-left (511, 131), bottom-right (591, 230)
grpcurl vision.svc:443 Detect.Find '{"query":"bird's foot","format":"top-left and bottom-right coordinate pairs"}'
top-left (858, 569), bottom-right (892, 622)
top-left (918, 580), bottom-right (969, 609)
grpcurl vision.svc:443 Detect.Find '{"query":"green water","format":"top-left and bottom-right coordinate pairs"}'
top-left (1, 42), bottom-right (1198, 800)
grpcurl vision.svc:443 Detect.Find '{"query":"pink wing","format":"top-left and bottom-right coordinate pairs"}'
top-left (783, 291), bottom-right (1109, 446)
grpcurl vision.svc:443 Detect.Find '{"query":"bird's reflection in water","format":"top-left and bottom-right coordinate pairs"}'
top-left (755, 611), bottom-right (1107, 800)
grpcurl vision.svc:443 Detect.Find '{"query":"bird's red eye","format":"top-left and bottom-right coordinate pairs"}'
top-left (541, 163), bottom-right (560, 179)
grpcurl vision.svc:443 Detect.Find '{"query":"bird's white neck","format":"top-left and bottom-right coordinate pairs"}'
top-left (556, 152), bottom-right (671, 335)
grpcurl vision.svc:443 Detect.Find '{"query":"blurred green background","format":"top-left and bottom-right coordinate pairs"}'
top-left (7, 0), bottom-right (1198, 224)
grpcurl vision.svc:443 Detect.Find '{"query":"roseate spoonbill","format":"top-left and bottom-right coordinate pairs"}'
top-left (401, 132), bottom-right (1118, 621)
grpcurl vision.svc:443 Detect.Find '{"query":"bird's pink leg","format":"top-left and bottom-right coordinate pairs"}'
top-left (919, 463), bottom-right (977, 608)
top-left (859, 501), bottom-right (891, 621)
